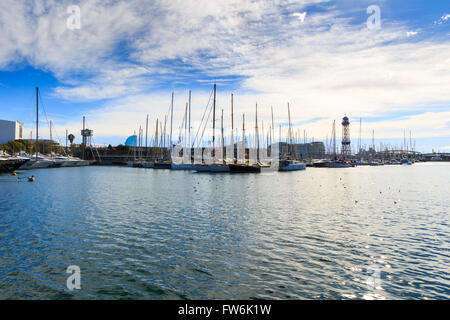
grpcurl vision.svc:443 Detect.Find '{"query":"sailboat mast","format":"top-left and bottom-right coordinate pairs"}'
top-left (133, 130), bottom-right (137, 160)
top-left (36, 87), bottom-right (39, 160)
top-left (279, 125), bottom-right (281, 144)
top-left (170, 92), bottom-right (174, 153)
top-left (255, 103), bottom-right (259, 162)
top-left (333, 120), bottom-right (336, 160)
top-left (410, 130), bottom-right (412, 158)
top-left (287, 102), bottom-right (292, 145)
top-left (188, 90), bottom-right (191, 148)
top-left (271, 106), bottom-right (274, 146)
top-left (231, 94), bottom-right (234, 163)
top-left (185, 102), bottom-right (188, 149)
top-left (155, 119), bottom-right (159, 159)
top-left (50, 120), bottom-right (53, 159)
top-left (163, 115), bottom-right (167, 150)
top-left (159, 121), bottom-right (163, 153)
top-left (242, 114), bottom-right (245, 163)
top-left (221, 109), bottom-right (224, 163)
top-left (373, 129), bottom-right (375, 151)
top-left (145, 115), bottom-right (149, 158)
top-left (212, 84), bottom-right (216, 153)
top-left (139, 126), bottom-right (142, 159)
top-left (358, 118), bottom-right (362, 154)
top-left (403, 129), bottom-right (406, 153)
top-left (261, 121), bottom-right (265, 151)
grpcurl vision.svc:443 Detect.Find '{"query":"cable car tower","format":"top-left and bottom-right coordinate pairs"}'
top-left (341, 116), bottom-right (351, 159)
top-left (81, 116), bottom-right (93, 160)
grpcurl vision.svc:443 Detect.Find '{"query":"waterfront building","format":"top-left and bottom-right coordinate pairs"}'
top-left (0, 120), bottom-right (24, 145)
top-left (279, 142), bottom-right (325, 160)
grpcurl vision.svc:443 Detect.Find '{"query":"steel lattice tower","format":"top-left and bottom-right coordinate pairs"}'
top-left (341, 116), bottom-right (351, 159)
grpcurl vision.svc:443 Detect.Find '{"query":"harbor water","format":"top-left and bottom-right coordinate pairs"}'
top-left (0, 163), bottom-right (449, 299)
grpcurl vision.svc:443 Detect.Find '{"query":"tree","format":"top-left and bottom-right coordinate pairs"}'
top-left (0, 139), bottom-right (63, 155)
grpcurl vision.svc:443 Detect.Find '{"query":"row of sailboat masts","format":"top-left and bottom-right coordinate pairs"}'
top-left (198, 88), bottom-right (300, 163)
top-left (357, 118), bottom-right (417, 156)
top-left (132, 84), bottom-right (311, 163)
top-left (133, 91), bottom-right (175, 160)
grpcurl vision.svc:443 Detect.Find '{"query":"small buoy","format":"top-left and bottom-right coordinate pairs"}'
top-left (12, 172), bottom-right (17, 176)
top-left (28, 176), bottom-right (35, 182)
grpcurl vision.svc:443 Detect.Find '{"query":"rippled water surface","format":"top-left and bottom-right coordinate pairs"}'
top-left (0, 163), bottom-right (449, 299)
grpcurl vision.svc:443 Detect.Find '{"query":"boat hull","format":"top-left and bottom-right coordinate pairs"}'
top-left (0, 159), bottom-right (30, 173)
top-left (313, 161), bottom-right (330, 168)
top-left (228, 164), bottom-right (261, 173)
top-left (19, 159), bottom-right (37, 170)
top-left (154, 162), bottom-right (172, 169)
top-left (329, 162), bottom-right (351, 168)
top-left (31, 160), bottom-right (54, 168)
top-left (76, 160), bottom-right (91, 166)
top-left (171, 163), bottom-right (193, 170)
top-left (142, 162), bottom-right (155, 168)
top-left (279, 163), bottom-right (306, 171)
top-left (60, 160), bottom-right (79, 167)
top-left (193, 164), bottom-right (230, 172)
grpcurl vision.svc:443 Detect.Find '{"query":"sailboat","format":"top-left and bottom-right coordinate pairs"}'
top-left (194, 84), bottom-right (229, 173)
top-left (172, 92), bottom-right (194, 170)
top-left (19, 87), bottom-right (55, 169)
top-left (278, 103), bottom-right (306, 172)
top-left (228, 104), bottom-right (268, 173)
top-left (154, 94), bottom-right (173, 169)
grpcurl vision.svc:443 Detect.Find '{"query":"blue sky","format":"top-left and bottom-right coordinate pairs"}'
top-left (0, 0), bottom-right (449, 152)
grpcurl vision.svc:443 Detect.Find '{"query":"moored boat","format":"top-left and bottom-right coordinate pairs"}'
top-left (154, 161), bottom-right (172, 169)
top-left (279, 159), bottom-right (306, 172)
top-left (171, 163), bottom-right (193, 170)
top-left (0, 158), bottom-right (30, 173)
top-left (228, 163), bottom-right (261, 173)
top-left (329, 161), bottom-right (351, 168)
top-left (313, 159), bottom-right (330, 168)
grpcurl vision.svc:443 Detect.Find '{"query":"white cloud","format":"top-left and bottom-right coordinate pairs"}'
top-left (1, 1), bottom-right (450, 151)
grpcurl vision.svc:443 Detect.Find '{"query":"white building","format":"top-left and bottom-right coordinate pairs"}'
top-left (0, 120), bottom-right (24, 145)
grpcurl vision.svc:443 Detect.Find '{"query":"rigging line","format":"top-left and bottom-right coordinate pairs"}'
top-left (178, 108), bottom-right (187, 144)
top-left (37, 90), bottom-right (51, 131)
top-left (196, 98), bottom-right (214, 149)
top-left (37, 90), bottom-right (65, 150)
top-left (192, 89), bottom-right (213, 148)
top-left (192, 88), bottom-right (213, 148)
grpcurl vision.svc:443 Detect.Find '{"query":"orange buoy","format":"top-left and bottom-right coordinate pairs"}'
top-left (12, 172), bottom-right (17, 176)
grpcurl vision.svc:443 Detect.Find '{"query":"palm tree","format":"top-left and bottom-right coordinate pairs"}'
top-left (68, 134), bottom-right (75, 145)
